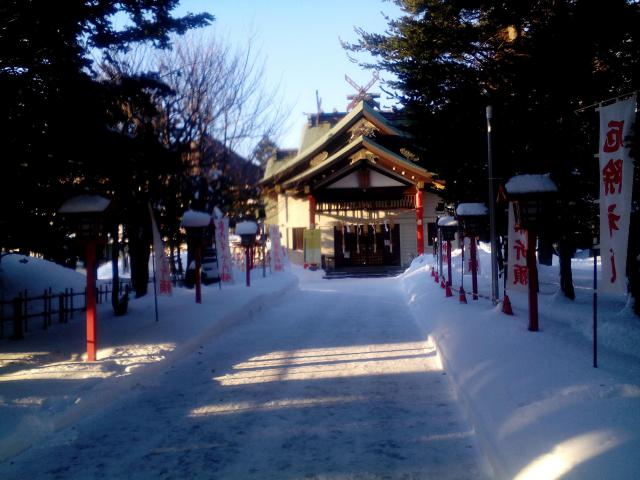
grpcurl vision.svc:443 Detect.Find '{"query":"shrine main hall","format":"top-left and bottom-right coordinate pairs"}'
top-left (260, 100), bottom-right (445, 272)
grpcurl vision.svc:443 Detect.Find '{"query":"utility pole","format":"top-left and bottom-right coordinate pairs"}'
top-left (486, 105), bottom-right (499, 304)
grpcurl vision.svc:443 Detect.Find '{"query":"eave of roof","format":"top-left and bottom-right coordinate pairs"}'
top-left (282, 135), bottom-right (435, 188)
top-left (260, 101), bottom-right (404, 186)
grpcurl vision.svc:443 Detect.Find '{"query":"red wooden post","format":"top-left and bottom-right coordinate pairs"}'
top-left (245, 248), bottom-right (251, 287)
top-left (527, 230), bottom-right (539, 331)
top-left (308, 194), bottom-right (316, 229)
top-left (446, 240), bottom-right (452, 286)
top-left (195, 244), bottom-right (202, 304)
top-left (85, 239), bottom-right (97, 361)
top-left (470, 238), bottom-right (479, 300)
top-left (415, 188), bottom-right (424, 255)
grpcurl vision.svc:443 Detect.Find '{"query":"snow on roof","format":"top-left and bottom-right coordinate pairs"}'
top-left (505, 174), bottom-right (558, 194)
top-left (456, 203), bottom-right (488, 216)
top-left (58, 195), bottom-right (111, 214)
top-left (437, 216), bottom-right (458, 227)
top-left (181, 210), bottom-right (211, 228)
top-left (235, 221), bottom-right (258, 235)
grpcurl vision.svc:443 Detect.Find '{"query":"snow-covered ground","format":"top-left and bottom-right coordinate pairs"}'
top-left (0, 248), bottom-right (639, 479)
top-left (405, 247), bottom-right (640, 479)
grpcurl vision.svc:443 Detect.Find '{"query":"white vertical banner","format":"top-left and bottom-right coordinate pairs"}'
top-left (507, 201), bottom-right (529, 292)
top-left (269, 225), bottom-right (284, 272)
top-left (599, 96), bottom-right (636, 294)
top-left (148, 205), bottom-right (172, 295)
top-left (214, 217), bottom-right (234, 283)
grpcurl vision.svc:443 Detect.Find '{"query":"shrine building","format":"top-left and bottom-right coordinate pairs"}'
top-left (260, 100), bottom-right (446, 272)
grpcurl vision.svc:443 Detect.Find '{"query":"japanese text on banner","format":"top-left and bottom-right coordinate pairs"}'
top-left (507, 201), bottom-right (529, 292)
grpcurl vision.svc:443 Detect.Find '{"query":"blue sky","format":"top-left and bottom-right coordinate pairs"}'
top-left (176, 0), bottom-right (404, 150)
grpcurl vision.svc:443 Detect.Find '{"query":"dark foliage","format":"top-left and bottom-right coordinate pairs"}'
top-left (345, 0), bottom-right (640, 304)
top-left (0, 1), bottom-right (211, 290)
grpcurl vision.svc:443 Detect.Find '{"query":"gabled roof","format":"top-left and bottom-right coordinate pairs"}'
top-left (261, 101), bottom-right (405, 186)
top-left (282, 135), bottom-right (435, 189)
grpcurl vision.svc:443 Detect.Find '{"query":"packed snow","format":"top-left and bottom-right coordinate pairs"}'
top-left (58, 195), bottom-right (112, 214)
top-left (437, 216), bottom-right (458, 227)
top-left (456, 203), bottom-right (488, 216)
top-left (0, 246), bottom-right (639, 479)
top-left (234, 221), bottom-right (259, 235)
top-left (505, 173), bottom-right (558, 194)
top-left (181, 210), bottom-right (212, 228)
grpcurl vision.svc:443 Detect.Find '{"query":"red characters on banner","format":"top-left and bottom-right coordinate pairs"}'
top-left (609, 249), bottom-right (617, 283)
top-left (513, 239), bottom-right (527, 261)
top-left (159, 263), bottom-right (172, 294)
top-left (603, 120), bottom-right (625, 152)
top-left (607, 204), bottom-right (620, 237)
top-left (513, 265), bottom-right (529, 286)
top-left (602, 158), bottom-right (623, 195)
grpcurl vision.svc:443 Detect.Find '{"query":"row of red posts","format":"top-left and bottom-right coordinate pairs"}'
top-left (431, 238), bottom-right (514, 315)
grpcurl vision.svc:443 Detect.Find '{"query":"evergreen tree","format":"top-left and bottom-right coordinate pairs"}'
top-left (345, 0), bottom-right (640, 302)
top-left (0, 1), bottom-right (212, 260)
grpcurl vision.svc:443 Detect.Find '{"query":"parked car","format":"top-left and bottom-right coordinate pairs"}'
top-left (184, 247), bottom-right (220, 288)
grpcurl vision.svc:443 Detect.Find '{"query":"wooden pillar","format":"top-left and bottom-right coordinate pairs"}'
top-left (446, 240), bottom-right (452, 286)
top-left (470, 238), bottom-right (479, 300)
top-left (527, 229), bottom-right (539, 331)
top-left (85, 239), bottom-right (97, 361)
top-left (308, 194), bottom-right (316, 229)
top-left (415, 187), bottom-right (424, 255)
top-left (195, 243), bottom-right (202, 304)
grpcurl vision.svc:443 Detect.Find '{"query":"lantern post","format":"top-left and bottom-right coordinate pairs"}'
top-left (437, 216), bottom-right (458, 296)
top-left (505, 175), bottom-right (557, 332)
top-left (59, 195), bottom-right (112, 361)
top-left (236, 220), bottom-right (259, 287)
top-left (181, 210), bottom-right (212, 304)
top-left (456, 203), bottom-right (489, 301)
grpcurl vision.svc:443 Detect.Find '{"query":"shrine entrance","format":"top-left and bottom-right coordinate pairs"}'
top-left (333, 224), bottom-right (400, 268)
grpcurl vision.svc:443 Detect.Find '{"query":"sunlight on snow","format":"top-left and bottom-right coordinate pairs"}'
top-left (0, 343), bottom-right (176, 381)
top-left (513, 430), bottom-right (621, 480)
top-left (0, 351), bottom-right (58, 370)
top-left (214, 340), bottom-right (442, 386)
top-left (499, 384), bottom-right (592, 440)
top-left (189, 395), bottom-right (366, 417)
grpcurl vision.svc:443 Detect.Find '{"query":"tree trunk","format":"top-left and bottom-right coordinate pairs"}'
top-left (558, 237), bottom-right (575, 300)
top-left (128, 206), bottom-right (151, 298)
top-left (168, 239), bottom-right (177, 276)
top-left (111, 222), bottom-right (120, 311)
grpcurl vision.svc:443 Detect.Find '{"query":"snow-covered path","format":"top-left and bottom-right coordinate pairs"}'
top-left (0, 274), bottom-right (489, 479)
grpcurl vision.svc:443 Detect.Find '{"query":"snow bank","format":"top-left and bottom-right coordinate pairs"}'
top-left (0, 254), bottom-right (86, 298)
top-left (404, 250), bottom-right (640, 479)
